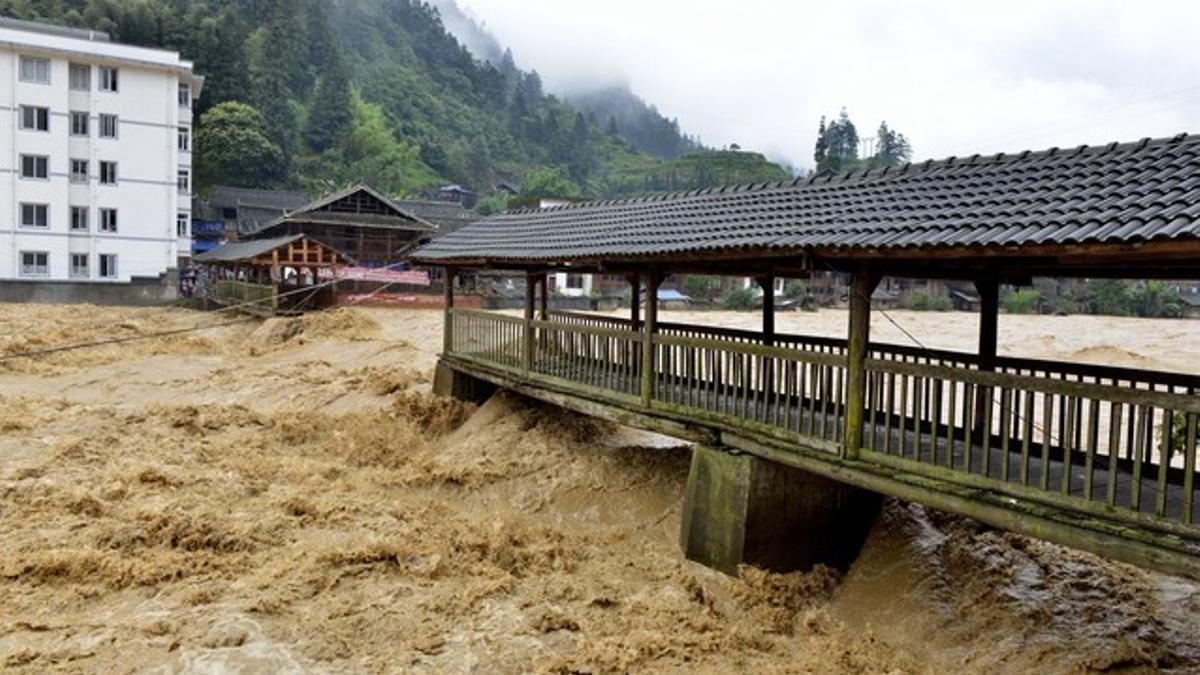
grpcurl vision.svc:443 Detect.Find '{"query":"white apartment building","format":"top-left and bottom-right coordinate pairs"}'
top-left (0, 18), bottom-right (202, 283)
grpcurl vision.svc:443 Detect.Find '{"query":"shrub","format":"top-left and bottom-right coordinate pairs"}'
top-left (783, 280), bottom-right (808, 300)
top-left (905, 292), bottom-right (952, 312)
top-left (1002, 290), bottom-right (1041, 314)
top-left (680, 275), bottom-right (719, 300)
top-left (720, 287), bottom-right (758, 311)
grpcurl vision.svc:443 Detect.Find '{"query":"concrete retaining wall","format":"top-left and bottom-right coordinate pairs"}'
top-left (0, 270), bottom-right (178, 307)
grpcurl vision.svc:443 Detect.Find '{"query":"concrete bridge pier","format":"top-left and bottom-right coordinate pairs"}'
top-left (433, 361), bottom-right (496, 404)
top-left (680, 445), bottom-right (881, 575)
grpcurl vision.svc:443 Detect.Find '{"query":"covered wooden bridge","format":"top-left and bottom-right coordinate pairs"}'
top-left (412, 134), bottom-right (1200, 579)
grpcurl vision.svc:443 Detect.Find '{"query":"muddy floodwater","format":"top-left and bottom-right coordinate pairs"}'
top-left (2, 303), bottom-right (1200, 673)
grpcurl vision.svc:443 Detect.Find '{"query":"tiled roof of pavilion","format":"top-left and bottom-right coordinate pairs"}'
top-left (412, 134), bottom-right (1200, 265)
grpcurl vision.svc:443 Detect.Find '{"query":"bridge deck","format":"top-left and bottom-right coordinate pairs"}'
top-left (442, 308), bottom-right (1200, 578)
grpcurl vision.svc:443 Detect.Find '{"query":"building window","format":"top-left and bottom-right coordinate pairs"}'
top-left (178, 83), bottom-right (191, 107)
top-left (99, 208), bottom-right (118, 232)
top-left (99, 66), bottom-right (118, 92)
top-left (19, 105), bottom-right (49, 131)
top-left (99, 254), bottom-right (118, 279)
top-left (176, 212), bottom-right (190, 237)
top-left (19, 56), bottom-right (50, 84)
top-left (20, 251), bottom-right (49, 277)
top-left (69, 63), bottom-right (90, 90)
top-left (99, 161), bottom-right (118, 185)
top-left (177, 169), bottom-right (190, 194)
top-left (178, 127), bottom-right (190, 152)
top-left (70, 159), bottom-right (89, 184)
top-left (566, 274), bottom-right (585, 290)
top-left (20, 154), bottom-right (48, 179)
top-left (70, 253), bottom-right (89, 279)
top-left (99, 114), bottom-right (118, 139)
top-left (20, 203), bottom-right (48, 228)
top-left (71, 206), bottom-right (89, 231)
top-left (70, 111), bottom-right (89, 136)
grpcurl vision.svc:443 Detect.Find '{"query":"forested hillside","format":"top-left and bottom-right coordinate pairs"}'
top-left (0, 0), bottom-right (790, 202)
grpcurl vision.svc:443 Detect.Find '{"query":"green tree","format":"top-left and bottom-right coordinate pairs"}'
top-left (518, 167), bottom-right (580, 202)
top-left (475, 192), bottom-right (510, 216)
top-left (1002, 290), bottom-right (1042, 314)
top-left (1083, 279), bottom-right (1134, 316)
top-left (874, 121), bottom-right (912, 167)
top-left (304, 51), bottom-right (352, 153)
top-left (194, 101), bottom-right (285, 188)
top-left (1131, 280), bottom-right (1182, 318)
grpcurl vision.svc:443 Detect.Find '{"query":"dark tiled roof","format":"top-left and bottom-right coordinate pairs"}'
top-left (194, 234), bottom-right (304, 263)
top-left (208, 186), bottom-right (311, 211)
top-left (246, 184), bottom-right (437, 237)
top-left (394, 199), bottom-right (481, 235)
top-left (412, 134), bottom-right (1200, 264)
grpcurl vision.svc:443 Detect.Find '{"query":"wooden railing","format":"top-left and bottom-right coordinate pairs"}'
top-left (211, 280), bottom-right (276, 313)
top-left (452, 310), bottom-right (1200, 532)
top-left (449, 308), bottom-right (524, 369)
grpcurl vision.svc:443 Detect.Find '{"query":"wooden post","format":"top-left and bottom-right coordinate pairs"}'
top-left (629, 273), bottom-right (641, 328)
top-left (759, 275), bottom-right (775, 346)
top-left (523, 272), bottom-right (536, 373)
top-left (976, 275), bottom-right (1000, 369)
top-left (640, 271), bottom-right (661, 407)
top-left (974, 274), bottom-right (1000, 436)
top-left (538, 273), bottom-right (549, 320)
top-left (443, 267), bottom-right (456, 355)
top-left (759, 274), bottom-right (776, 393)
top-left (845, 264), bottom-right (878, 459)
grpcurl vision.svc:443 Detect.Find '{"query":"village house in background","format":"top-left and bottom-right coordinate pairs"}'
top-left (0, 18), bottom-right (201, 286)
top-left (191, 185), bottom-right (310, 252)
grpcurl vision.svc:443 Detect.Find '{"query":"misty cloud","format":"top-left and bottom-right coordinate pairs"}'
top-left (456, 0), bottom-right (1200, 169)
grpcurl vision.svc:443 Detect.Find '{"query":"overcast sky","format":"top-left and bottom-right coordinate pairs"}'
top-left (456, 0), bottom-right (1200, 171)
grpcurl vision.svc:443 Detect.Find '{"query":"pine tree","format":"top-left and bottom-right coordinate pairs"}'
top-left (874, 121), bottom-right (912, 167)
top-left (305, 51), bottom-right (352, 153)
top-left (814, 115), bottom-right (828, 165)
top-left (606, 115), bottom-right (620, 136)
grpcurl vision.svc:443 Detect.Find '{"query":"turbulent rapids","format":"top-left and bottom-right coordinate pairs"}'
top-left (2, 303), bottom-right (1200, 672)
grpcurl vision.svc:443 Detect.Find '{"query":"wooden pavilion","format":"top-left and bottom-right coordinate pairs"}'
top-left (194, 234), bottom-right (342, 315)
top-left (412, 134), bottom-right (1200, 579)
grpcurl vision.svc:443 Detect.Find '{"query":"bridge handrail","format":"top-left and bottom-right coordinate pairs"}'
top-left (550, 311), bottom-right (1200, 393)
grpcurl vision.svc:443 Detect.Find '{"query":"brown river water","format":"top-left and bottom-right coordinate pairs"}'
top-left (1, 303), bottom-right (1199, 673)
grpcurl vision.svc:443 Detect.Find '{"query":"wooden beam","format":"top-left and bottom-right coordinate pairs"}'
top-left (844, 264), bottom-right (879, 459)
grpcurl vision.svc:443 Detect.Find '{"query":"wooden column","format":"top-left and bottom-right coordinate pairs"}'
top-left (523, 272), bottom-right (536, 372)
top-left (976, 275), bottom-right (1000, 369)
top-left (844, 264), bottom-right (878, 459)
top-left (758, 275), bottom-right (776, 346)
top-left (443, 267), bottom-right (456, 355)
top-left (974, 274), bottom-right (1001, 435)
top-left (640, 271), bottom-right (661, 407)
top-left (629, 273), bottom-right (642, 328)
top-left (538, 273), bottom-right (549, 320)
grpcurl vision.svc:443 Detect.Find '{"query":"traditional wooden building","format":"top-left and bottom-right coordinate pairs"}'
top-left (194, 234), bottom-right (341, 315)
top-left (414, 134), bottom-right (1200, 579)
top-left (243, 185), bottom-right (437, 267)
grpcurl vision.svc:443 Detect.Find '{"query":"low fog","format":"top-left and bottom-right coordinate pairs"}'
top-left (453, 0), bottom-right (1200, 169)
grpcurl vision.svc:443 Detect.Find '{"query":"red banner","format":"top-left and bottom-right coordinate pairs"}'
top-left (320, 267), bottom-right (431, 286)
